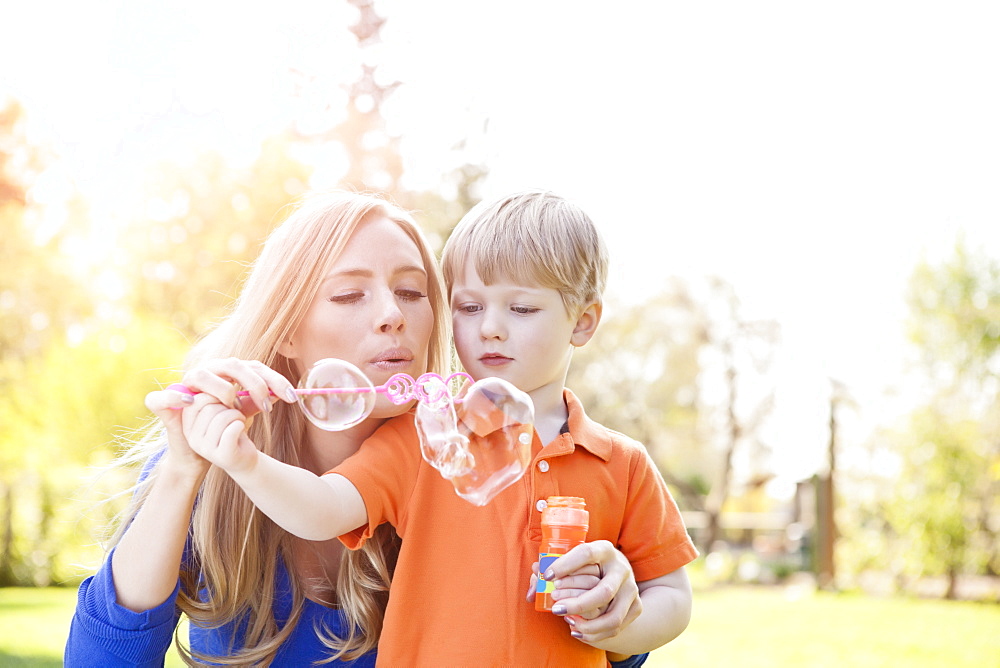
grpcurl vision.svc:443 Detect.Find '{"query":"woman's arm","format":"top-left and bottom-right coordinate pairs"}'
top-left (111, 388), bottom-right (210, 612)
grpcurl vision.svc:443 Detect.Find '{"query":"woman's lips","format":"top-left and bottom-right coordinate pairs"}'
top-left (370, 349), bottom-right (414, 371)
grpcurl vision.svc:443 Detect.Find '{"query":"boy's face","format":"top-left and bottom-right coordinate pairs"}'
top-left (450, 263), bottom-right (584, 399)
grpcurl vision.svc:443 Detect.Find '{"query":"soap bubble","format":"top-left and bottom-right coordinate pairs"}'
top-left (416, 376), bottom-right (534, 506)
top-left (298, 358), bottom-right (376, 431)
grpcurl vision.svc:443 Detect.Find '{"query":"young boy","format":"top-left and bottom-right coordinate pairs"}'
top-left (192, 191), bottom-right (697, 666)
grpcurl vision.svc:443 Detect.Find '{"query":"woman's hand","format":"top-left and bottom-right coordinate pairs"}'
top-left (526, 540), bottom-right (642, 644)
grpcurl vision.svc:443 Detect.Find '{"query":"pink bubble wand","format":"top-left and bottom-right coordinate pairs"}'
top-left (166, 358), bottom-right (472, 431)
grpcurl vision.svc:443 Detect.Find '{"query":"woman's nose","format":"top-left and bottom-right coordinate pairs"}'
top-left (377, 293), bottom-right (405, 333)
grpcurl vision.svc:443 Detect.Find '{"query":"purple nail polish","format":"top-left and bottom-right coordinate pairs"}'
top-left (551, 604), bottom-right (567, 615)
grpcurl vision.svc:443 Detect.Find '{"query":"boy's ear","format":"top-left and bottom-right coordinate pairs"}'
top-left (570, 301), bottom-right (602, 347)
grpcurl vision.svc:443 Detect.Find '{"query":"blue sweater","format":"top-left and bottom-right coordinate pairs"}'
top-left (65, 548), bottom-right (377, 667)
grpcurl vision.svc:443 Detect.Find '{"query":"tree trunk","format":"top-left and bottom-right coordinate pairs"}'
top-left (0, 481), bottom-right (16, 586)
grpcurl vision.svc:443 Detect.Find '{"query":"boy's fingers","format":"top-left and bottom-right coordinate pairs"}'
top-left (543, 541), bottom-right (611, 579)
top-left (525, 572), bottom-right (538, 602)
top-left (552, 574), bottom-right (601, 596)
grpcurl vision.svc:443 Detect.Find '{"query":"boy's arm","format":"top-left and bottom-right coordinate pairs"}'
top-left (229, 455), bottom-right (367, 541)
top-left (181, 392), bottom-right (367, 540)
top-left (536, 540), bottom-right (692, 654)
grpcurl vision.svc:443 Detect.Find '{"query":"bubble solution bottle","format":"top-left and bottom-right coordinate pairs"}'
top-left (535, 496), bottom-right (589, 612)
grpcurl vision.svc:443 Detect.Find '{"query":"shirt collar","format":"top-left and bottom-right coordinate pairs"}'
top-left (557, 388), bottom-right (613, 462)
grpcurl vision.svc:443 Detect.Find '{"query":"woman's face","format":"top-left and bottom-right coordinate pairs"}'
top-left (282, 215), bottom-right (435, 417)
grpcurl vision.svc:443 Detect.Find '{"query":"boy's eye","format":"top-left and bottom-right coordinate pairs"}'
top-left (511, 305), bottom-right (539, 315)
top-left (455, 303), bottom-right (482, 314)
top-left (396, 289), bottom-right (427, 302)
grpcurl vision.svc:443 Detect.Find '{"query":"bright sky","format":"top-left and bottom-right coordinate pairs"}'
top-left (3, 1), bottom-right (1000, 487)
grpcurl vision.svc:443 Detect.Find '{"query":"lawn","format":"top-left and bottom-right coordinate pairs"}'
top-left (2, 584), bottom-right (998, 666)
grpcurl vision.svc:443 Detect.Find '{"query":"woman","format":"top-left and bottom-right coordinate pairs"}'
top-left (67, 192), bottom-right (450, 666)
top-left (66, 191), bottom-right (647, 666)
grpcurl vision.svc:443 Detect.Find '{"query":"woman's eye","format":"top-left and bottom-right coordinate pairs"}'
top-left (328, 292), bottom-right (364, 304)
top-left (396, 289), bottom-right (428, 302)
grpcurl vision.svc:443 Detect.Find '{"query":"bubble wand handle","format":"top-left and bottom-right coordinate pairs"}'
top-left (166, 371), bottom-right (473, 404)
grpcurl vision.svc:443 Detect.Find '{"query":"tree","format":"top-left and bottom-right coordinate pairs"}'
top-left (695, 278), bottom-right (780, 554)
top-left (568, 277), bottom-right (780, 555)
top-left (0, 97), bottom-right (94, 585)
top-left (568, 279), bottom-right (706, 508)
top-left (121, 135), bottom-right (313, 340)
top-left (883, 241), bottom-right (1000, 596)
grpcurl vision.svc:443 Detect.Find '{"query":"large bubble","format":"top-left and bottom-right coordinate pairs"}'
top-left (416, 376), bottom-right (534, 506)
top-left (298, 358), bottom-right (376, 431)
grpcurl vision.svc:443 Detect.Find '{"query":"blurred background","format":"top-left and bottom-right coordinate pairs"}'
top-left (1, 0), bottom-right (998, 665)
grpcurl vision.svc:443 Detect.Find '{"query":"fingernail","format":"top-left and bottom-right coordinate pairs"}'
top-left (570, 631), bottom-right (583, 639)
top-left (551, 604), bottom-right (567, 615)
top-left (544, 568), bottom-right (555, 580)
top-left (565, 616), bottom-right (577, 627)
top-left (180, 394), bottom-right (194, 404)
top-left (285, 388), bottom-right (298, 403)
top-left (234, 395), bottom-right (243, 410)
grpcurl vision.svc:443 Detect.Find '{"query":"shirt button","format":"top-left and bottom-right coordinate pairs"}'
top-left (537, 460), bottom-right (549, 473)
top-left (536, 499), bottom-right (548, 512)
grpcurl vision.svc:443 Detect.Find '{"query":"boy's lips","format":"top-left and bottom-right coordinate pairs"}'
top-left (479, 353), bottom-right (513, 367)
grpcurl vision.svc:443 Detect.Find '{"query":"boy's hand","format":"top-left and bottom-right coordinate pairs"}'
top-left (181, 392), bottom-right (259, 474)
top-left (145, 386), bottom-right (210, 479)
top-left (145, 358), bottom-right (295, 478)
top-left (527, 540), bottom-right (643, 643)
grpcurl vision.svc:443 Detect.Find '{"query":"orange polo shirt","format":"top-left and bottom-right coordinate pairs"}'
top-left (332, 389), bottom-right (698, 667)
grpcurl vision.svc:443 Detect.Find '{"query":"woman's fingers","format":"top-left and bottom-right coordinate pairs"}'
top-left (145, 388), bottom-right (194, 415)
top-left (180, 358), bottom-right (297, 415)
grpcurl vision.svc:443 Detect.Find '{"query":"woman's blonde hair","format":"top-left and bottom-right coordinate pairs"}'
top-left (111, 191), bottom-right (449, 665)
top-left (440, 189), bottom-right (608, 316)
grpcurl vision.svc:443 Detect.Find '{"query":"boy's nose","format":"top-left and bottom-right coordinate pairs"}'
top-left (479, 311), bottom-right (506, 341)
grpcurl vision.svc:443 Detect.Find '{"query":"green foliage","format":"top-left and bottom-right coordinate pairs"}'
top-left (843, 241), bottom-right (1000, 593)
top-left (122, 134), bottom-right (313, 339)
top-left (0, 317), bottom-right (188, 585)
top-left (0, 99), bottom-right (91, 364)
top-left (907, 241), bottom-right (1000, 385)
top-left (882, 409), bottom-right (997, 579)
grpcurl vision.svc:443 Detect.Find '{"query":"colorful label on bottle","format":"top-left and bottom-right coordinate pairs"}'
top-left (536, 553), bottom-right (560, 594)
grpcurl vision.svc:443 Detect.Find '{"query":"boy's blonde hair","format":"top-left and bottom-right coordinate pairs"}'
top-left (441, 190), bottom-right (609, 315)
top-left (111, 191), bottom-right (449, 666)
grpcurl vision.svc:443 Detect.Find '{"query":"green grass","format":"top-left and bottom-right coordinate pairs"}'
top-left (0, 587), bottom-right (184, 667)
top-left (0, 587), bottom-right (75, 667)
top-left (2, 585), bottom-right (998, 666)
top-left (648, 585), bottom-right (1000, 667)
